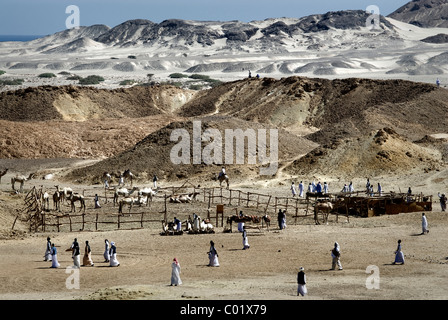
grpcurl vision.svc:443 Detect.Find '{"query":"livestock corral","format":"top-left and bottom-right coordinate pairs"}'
top-left (14, 176), bottom-right (434, 235)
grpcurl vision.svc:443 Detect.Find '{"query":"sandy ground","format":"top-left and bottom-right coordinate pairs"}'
top-left (0, 160), bottom-right (447, 301)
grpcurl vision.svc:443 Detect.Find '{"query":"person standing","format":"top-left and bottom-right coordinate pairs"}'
top-left (331, 242), bottom-right (343, 270)
top-left (290, 182), bottom-right (297, 197)
top-left (44, 237), bottom-right (52, 262)
top-left (438, 193), bottom-right (447, 212)
top-left (242, 227), bottom-right (250, 250)
top-left (377, 183), bottom-right (382, 196)
top-left (94, 194), bottom-right (101, 209)
top-left (277, 209), bottom-right (286, 230)
top-left (83, 240), bottom-right (94, 267)
top-left (67, 238), bottom-right (80, 268)
top-left (104, 239), bottom-right (110, 262)
top-left (393, 240), bottom-right (405, 265)
top-left (171, 258), bottom-right (182, 286)
top-left (153, 175), bottom-right (158, 189)
top-left (174, 216), bottom-right (181, 232)
top-left (421, 213), bottom-right (429, 235)
top-left (237, 210), bottom-right (245, 232)
top-left (50, 243), bottom-right (60, 268)
top-left (297, 267), bottom-right (307, 296)
top-left (109, 241), bottom-right (120, 267)
top-left (207, 240), bottom-right (220, 267)
top-left (323, 182), bottom-right (329, 194)
top-left (298, 181), bottom-right (304, 197)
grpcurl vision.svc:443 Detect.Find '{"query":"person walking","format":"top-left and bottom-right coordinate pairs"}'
top-left (290, 182), bottom-right (297, 197)
top-left (421, 213), bottom-right (429, 235)
top-left (83, 240), bottom-right (94, 267)
top-left (50, 243), bottom-right (60, 268)
top-left (242, 226), bottom-right (250, 250)
top-left (393, 240), bottom-right (405, 265)
top-left (331, 242), bottom-right (343, 270)
top-left (297, 267), bottom-right (307, 296)
top-left (298, 181), bottom-right (304, 197)
top-left (207, 240), bottom-right (220, 267)
top-left (109, 241), bottom-right (120, 267)
top-left (103, 239), bottom-right (110, 262)
top-left (94, 194), bottom-right (101, 209)
top-left (44, 237), bottom-right (52, 262)
top-left (171, 258), bottom-right (182, 286)
top-left (67, 238), bottom-right (80, 268)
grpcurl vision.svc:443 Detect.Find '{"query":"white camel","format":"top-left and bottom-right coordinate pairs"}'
top-left (169, 192), bottom-right (199, 203)
top-left (138, 187), bottom-right (157, 206)
top-left (11, 173), bottom-right (35, 193)
top-left (113, 186), bottom-right (138, 206)
top-left (118, 196), bottom-right (144, 214)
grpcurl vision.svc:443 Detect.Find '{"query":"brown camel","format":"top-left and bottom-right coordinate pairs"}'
top-left (0, 168), bottom-right (8, 183)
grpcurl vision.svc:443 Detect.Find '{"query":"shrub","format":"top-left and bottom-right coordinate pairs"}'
top-left (78, 75), bottom-right (105, 85)
top-left (127, 55), bottom-right (137, 59)
top-left (38, 73), bottom-right (56, 78)
top-left (188, 74), bottom-right (210, 80)
top-left (58, 71), bottom-right (71, 75)
top-left (0, 70), bottom-right (5, 76)
top-left (119, 79), bottom-right (137, 86)
top-left (67, 75), bottom-right (82, 81)
top-left (169, 73), bottom-right (188, 79)
top-left (0, 79), bottom-right (24, 85)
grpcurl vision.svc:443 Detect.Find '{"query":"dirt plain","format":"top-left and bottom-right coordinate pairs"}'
top-left (0, 77), bottom-right (447, 302)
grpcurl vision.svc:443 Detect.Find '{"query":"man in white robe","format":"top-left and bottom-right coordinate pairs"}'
top-left (323, 182), bottom-right (329, 194)
top-left (393, 240), bottom-right (405, 264)
top-left (298, 181), bottom-right (304, 197)
top-left (104, 239), bottom-right (110, 262)
top-left (297, 267), bottom-right (307, 296)
top-left (44, 237), bottom-right (52, 262)
top-left (50, 244), bottom-right (60, 268)
top-left (208, 241), bottom-right (219, 267)
top-left (421, 213), bottom-right (429, 235)
top-left (171, 258), bottom-right (182, 286)
top-left (290, 182), bottom-right (297, 197)
top-left (109, 241), bottom-right (120, 267)
top-left (331, 242), bottom-right (342, 270)
top-left (242, 227), bottom-right (250, 250)
top-left (68, 238), bottom-right (80, 269)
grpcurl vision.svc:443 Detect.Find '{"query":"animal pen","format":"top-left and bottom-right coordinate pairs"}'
top-left (16, 184), bottom-right (433, 233)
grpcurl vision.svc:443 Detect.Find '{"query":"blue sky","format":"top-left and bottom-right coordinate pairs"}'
top-left (0, 0), bottom-right (410, 35)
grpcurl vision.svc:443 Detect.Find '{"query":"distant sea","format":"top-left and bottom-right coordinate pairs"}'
top-left (0, 35), bottom-right (44, 42)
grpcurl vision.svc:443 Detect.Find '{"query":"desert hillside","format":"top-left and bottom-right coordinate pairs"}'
top-left (1, 76), bottom-right (446, 184)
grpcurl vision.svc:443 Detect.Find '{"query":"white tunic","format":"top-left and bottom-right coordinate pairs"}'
top-left (242, 231), bottom-right (250, 249)
top-left (50, 248), bottom-right (60, 268)
top-left (298, 183), bottom-right (304, 197)
top-left (171, 262), bottom-right (182, 285)
top-left (104, 240), bottom-right (110, 262)
top-left (291, 184), bottom-right (297, 196)
top-left (422, 215), bottom-right (428, 233)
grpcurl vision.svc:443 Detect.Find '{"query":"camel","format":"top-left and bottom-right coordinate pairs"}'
top-left (0, 168), bottom-right (8, 183)
top-left (200, 219), bottom-right (214, 232)
top-left (113, 186), bottom-right (138, 206)
top-left (313, 201), bottom-right (333, 225)
top-left (11, 173), bottom-right (35, 193)
top-left (123, 169), bottom-right (134, 186)
top-left (41, 188), bottom-right (50, 211)
top-left (138, 187), bottom-right (157, 206)
top-left (262, 213), bottom-right (271, 230)
top-left (59, 187), bottom-right (73, 204)
top-left (214, 172), bottom-right (229, 189)
top-left (53, 190), bottom-right (61, 212)
top-left (118, 197), bottom-right (137, 214)
top-left (70, 193), bottom-right (86, 213)
top-left (169, 192), bottom-right (199, 203)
